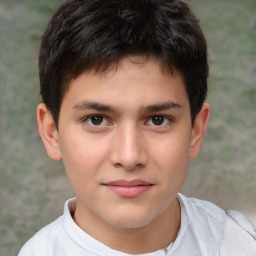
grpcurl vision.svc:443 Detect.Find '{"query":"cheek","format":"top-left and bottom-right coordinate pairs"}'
top-left (150, 132), bottom-right (191, 188)
top-left (152, 132), bottom-right (191, 168)
top-left (59, 134), bottom-right (110, 185)
top-left (61, 133), bottom-right (107, 163)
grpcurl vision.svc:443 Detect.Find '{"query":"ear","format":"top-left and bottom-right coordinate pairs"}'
top-left (37, 103), bottom-right (62, 161)
top-left (189, 103), bottom-right (210, 159)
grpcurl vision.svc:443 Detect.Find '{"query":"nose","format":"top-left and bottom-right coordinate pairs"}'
top-left (109, 124), bottom-right (148, 170)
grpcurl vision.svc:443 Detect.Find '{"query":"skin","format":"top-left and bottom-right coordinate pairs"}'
top-left (37, 56), bottom-right (210, 254)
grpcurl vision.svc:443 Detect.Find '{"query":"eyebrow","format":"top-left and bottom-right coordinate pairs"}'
top-left (141, 101), bottom-right (182, 112)
top-left (72, 100), bottom-right (182, 113)
top-left (73, 101), bottom-right (115, 112)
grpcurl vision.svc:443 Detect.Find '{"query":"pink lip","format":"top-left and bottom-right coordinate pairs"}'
top-left (103, 179), bottom-right (153, 198)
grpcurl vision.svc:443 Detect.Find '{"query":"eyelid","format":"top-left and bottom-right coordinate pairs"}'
top-left (145, 115), bottom-right (174, 126)
top-left (80, 114), bottom-right (174, 131)
top-left (82, 114), bottom-right (112, 128)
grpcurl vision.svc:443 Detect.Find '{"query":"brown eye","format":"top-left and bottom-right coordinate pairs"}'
top-left (151, 116), bottom-right (165, 125)
top-left (88, 115), bottom-right (104, 126)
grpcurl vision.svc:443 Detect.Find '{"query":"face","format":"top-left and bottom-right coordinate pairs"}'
top-left (38, 57), bottom-right (209, 240)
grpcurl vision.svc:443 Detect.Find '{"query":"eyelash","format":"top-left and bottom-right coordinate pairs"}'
top-left (82, 114), bottom-right (174, 128)
top-left (145, 115), bottom-right (173, 127)
top-left (82, 115), bottom-right (111, 127)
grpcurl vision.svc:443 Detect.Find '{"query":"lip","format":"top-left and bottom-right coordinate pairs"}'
top-left (103, 179), bottom-right (153, 198)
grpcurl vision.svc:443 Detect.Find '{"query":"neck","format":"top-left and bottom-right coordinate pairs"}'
top-left (73, 199), bottom-right (181, 254)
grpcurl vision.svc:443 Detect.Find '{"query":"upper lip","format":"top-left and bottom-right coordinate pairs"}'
top-left (104, 179), bottom-right (152, 187)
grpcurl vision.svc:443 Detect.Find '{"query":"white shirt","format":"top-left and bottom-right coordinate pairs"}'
top-left (18, 194), bottom-right (256, 256)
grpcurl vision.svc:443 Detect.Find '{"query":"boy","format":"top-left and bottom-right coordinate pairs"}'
top-left (19, 0), bottom-right (256, 255)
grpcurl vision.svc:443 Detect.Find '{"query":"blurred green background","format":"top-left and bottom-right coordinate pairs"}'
top-left (0, 0), bottom-right (255, 255)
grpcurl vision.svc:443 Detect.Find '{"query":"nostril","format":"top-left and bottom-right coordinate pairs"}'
top-left (111, 152), bottom-right (148, 171)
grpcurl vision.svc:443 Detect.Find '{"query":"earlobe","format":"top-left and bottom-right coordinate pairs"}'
top-left (189, 103), bottom-right (210, 159)
top-left (37, 103), bottom-right (62, 161)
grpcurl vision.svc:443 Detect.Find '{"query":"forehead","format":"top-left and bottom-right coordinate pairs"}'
top-left (62, 56), bottom-right (189, 111)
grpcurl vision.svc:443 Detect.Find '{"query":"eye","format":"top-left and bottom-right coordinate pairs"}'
top-left (84, 115), bottom-right (108, 126)
top-left (146, 115), bottom-right (172, 126)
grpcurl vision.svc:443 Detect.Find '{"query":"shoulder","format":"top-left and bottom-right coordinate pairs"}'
top-left (18, 198), bottom-right (77, 256)
top-left (177, 193), bottom-right (226, 222)
top-left (220, 211), bottom-right (256, 256)
top-left (18, 216), bottom-right (64, 256)
top-left (178, 194), bottom-right (256, 255)
top-left (176, 194), bottom-right (226, 255)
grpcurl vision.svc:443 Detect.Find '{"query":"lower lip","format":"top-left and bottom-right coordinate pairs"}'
top-left (105, 185), bottom-right (152, 198)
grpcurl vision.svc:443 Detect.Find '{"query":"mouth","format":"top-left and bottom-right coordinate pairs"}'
top-left (103, 179), bottom-right (153, 198)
